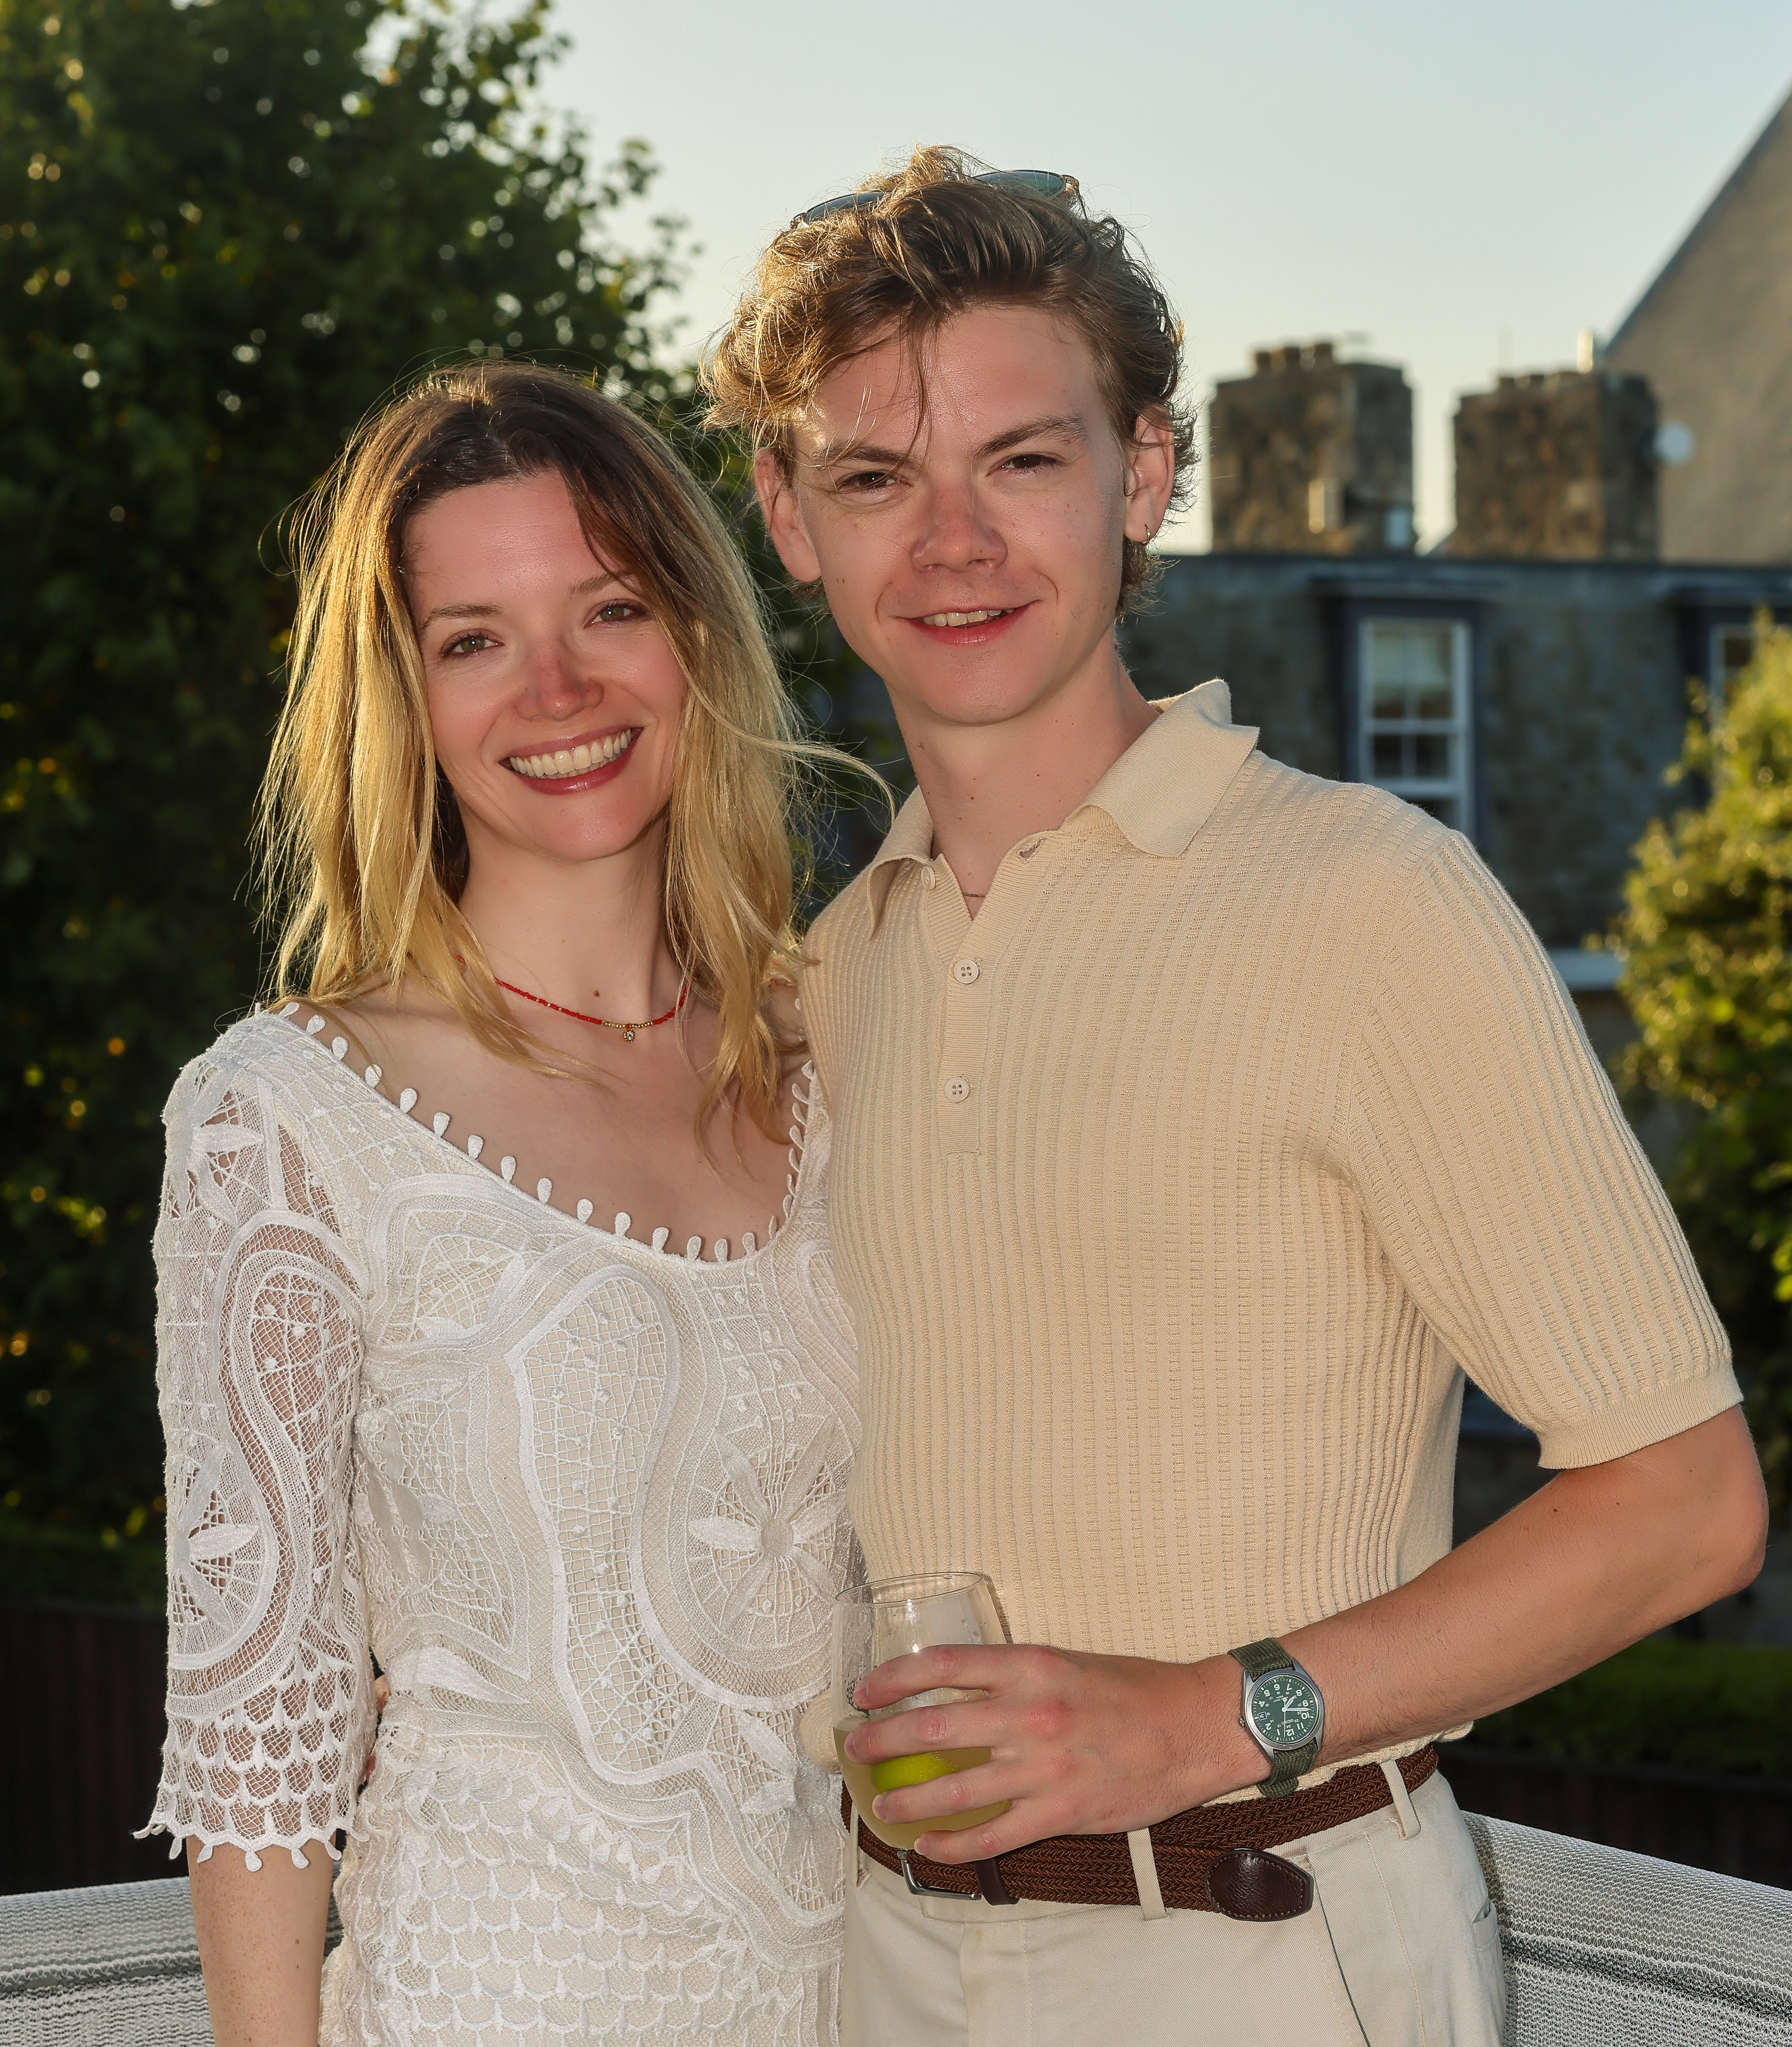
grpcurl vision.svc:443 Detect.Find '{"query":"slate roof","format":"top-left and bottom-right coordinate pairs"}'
top-left (1606, 87), bottom-right (1792, 564)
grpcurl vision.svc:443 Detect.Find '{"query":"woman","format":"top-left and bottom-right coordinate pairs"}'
top-left (144, 362), bottom-right (862, 2045)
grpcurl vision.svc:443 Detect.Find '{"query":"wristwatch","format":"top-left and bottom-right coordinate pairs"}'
top-left (1229, 1638), bottom-right (1325, 1798)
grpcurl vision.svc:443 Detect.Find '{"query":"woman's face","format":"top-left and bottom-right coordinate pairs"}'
top-left (404, 469), bottom-right (686, 872)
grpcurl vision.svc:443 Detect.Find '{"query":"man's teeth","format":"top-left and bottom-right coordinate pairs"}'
top-left (507, 730), bottom-right (637, 779)
top-left (920, 609), bottom-right (1011, 628)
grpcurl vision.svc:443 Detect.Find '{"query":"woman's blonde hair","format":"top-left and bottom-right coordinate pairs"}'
top-left (261, 359), bottom-right (822, 1142)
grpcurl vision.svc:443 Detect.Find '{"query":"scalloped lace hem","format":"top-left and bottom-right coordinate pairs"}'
top-left (273, 1006), bottom-right (818, 1266)
top-left (137, 1807), bottom-right (354, 1872)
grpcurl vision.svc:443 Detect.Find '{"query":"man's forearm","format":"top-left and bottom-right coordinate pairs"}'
top-left (854, 1406), bottom-right (1768, 1859)
top-left (1284, 1404), bottom-right (1767, 1772)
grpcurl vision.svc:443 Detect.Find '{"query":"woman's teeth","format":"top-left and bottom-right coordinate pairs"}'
top-left (507, 730), bottom-right (637, 780)
top-left (920, 608), bottom-right (1012, 627)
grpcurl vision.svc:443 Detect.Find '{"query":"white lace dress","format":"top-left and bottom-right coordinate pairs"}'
top-left (144, 1010), bottom-right (859, 2044)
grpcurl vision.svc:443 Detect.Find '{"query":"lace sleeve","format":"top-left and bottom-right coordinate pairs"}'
top-left (142, 1038), bottom-right (375, 1870)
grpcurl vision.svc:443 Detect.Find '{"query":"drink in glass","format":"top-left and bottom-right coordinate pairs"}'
top-left (831, 1570), bottom-right (1011, 1854)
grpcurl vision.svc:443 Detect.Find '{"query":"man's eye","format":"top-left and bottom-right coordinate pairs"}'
top-left (838, 469), bottom-right (895, 494)
top-left (1004, 452), bottom-right (1056, 473)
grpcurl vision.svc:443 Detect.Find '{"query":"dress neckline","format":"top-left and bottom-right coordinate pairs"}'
top-left (267, 1004), bottom-right (816, 1270)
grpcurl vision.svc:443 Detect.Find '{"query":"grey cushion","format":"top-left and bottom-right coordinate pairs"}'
top-left (2, 1823), bottom-right (1786, 2043)
top-left (0, 1876), bottom-right (210, 2046)
top-left (1467, 1812), bottom-right (1792, 2044)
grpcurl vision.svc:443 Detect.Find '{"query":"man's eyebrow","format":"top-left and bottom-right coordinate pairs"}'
top-left (810, 414), bottom-right (1089, 471)
top-left (977, 413), bottom-right (1088, 458)
top-left (416, 571), bottom-right (626, 630)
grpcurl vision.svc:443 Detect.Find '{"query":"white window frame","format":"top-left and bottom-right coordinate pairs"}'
top-left (1359, 617), bottom-right (1474, 836)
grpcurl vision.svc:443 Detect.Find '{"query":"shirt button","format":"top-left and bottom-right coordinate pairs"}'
top-left (952, 958), bottom-right (980, 985)
top-left (944, 1075), bottom-right (971, 1103)
top-left (922, 866), bottom-right (939, 890)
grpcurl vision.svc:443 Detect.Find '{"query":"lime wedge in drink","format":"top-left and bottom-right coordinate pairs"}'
top-left (870, 1750), bottom-right (955, 1794)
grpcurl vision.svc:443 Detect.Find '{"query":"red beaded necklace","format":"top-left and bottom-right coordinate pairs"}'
top-left (491, 975), bottom-right (690, 1042)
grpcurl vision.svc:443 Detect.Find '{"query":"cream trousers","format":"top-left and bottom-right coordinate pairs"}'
top-left (840, 1769), bottom-right (1506, 2047)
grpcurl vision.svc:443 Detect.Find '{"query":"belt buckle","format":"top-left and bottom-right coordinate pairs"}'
top-left (897, 1850), bottom-right (1018, 1907)
top-left (898, 1850), bottom-right (970, 1900)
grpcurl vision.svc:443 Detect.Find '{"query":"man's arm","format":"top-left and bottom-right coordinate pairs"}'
top-left (850, 1405), bottom-right (1767, 1860)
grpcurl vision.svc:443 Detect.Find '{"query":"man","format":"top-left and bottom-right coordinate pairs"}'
top-left (705, 150), bottom-right (1767, 2045)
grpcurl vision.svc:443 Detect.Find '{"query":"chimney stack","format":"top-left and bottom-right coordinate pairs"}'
top-left (1210, 343), bottom-right (1415, 554)
top-left (1451, 370), bottom-right (1658, 558)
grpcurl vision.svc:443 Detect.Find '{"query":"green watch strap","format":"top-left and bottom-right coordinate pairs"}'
top-left (1229, 1638), bottom-right (1320, 1798)
top-left (1260, 1738), bottom-right (1319, 1797)
top-left (1229, 1637), bottom-right (1293, 1681)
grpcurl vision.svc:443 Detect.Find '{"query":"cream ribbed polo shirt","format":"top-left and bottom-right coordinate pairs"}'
top-left (799, 682), bottom-right (1737, 1754)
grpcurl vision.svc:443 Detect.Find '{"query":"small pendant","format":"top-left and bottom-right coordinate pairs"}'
top-left (623, 1026), bottom-right (636, 1041)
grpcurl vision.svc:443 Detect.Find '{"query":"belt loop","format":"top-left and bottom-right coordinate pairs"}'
top-left (1126, 1828), bottom-right (1168, 1921)
top-left (1380, 1759), bottom-right (1421, 1840)
top-left (849, 1802), bottom-right (869, 1889)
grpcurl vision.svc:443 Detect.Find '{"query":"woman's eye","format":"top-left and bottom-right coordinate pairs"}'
top-left (593, 601), bottom-right (639, 624)
top-left (441, 630), bottom-right (495, 658)
top-left (838, 469), bottom-right (895, 494)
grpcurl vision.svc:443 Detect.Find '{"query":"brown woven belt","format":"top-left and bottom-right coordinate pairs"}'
top-left (845, 1744), bottom-right (1437, 1921)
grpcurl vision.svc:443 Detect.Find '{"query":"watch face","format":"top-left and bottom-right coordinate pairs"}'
top-left (1250, 1671), bottom-right (1321, 1747)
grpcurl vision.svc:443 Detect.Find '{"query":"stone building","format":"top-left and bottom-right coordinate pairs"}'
top-left (1133, 338), bottom-right (1792, 1003)
top-left (1603, 85), bottom-right (1792, 564)
top-left (1451, 371), bottom-right (1658, 560)
top-left (1208, 343), bottom-right (1415, 554)
top-left (1122, 552), bottom-right (1792, 963)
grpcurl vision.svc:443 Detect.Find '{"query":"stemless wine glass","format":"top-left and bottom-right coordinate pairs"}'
top-left (832, 1570), bottom-right (1012, 1872)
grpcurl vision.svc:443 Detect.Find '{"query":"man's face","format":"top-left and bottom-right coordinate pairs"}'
top-left (758, 304), bottom-right (1168, 736)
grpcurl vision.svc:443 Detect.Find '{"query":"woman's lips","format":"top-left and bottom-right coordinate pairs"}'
top-left (505, 728), bottom-right (638, 781)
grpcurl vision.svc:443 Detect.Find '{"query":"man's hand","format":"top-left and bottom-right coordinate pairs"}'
top-left (846, 1410), bottom-right (1767, 1866)
top-left (844, 1643), bottom-right (1264, 1863)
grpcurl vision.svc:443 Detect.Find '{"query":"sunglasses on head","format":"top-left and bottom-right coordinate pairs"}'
top-left (794, 168), bottom-right (1079, 227)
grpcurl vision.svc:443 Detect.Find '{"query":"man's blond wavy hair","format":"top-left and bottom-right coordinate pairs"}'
top-left (260, 360), bottom-right (818, 1143)
top-left (704, 145), bottom-right (1195, 614)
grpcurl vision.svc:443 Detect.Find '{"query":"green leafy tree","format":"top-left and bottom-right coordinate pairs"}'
top-left (0, 0), bottom-right (686, 1598)
top-left (1616, 623), bottom-right (1792, 1516)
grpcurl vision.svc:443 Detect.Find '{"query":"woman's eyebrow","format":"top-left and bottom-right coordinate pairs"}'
top-left (417, 599), bottom-right (500, 629)
top-left (417, 572), bottom-right (627, 630)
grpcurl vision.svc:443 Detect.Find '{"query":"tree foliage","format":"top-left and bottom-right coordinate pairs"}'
top-left (0, 0), bottom-right (692, 1597)
top-left (1617, 623), bottom-right (1792, 1515)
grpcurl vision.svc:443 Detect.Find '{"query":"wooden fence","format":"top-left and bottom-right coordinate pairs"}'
top-left (3, 1602), bottom-right (1788, 1894)
top-left (1440, 1743), bottom-right (1790, 1889)
top-left (0, 1602), bottom-right (175, 1893)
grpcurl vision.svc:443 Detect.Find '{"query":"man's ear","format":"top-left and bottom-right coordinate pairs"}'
top-left (753, 448), bottom-right (823, 585)
top-left (1121, 409), bottom-right (1178, 546)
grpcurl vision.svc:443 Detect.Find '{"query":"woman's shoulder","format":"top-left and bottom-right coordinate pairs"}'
top-left (168, 1002), bottom-right (386, 1125)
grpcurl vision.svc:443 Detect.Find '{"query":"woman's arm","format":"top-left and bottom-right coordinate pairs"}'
top-left (188, 1842), bottom-right (334, 2047)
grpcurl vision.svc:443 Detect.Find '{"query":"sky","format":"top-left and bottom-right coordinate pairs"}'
top-left (551, 0), bottom-right (1792, 551)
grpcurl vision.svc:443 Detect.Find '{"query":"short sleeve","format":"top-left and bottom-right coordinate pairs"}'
top-left (1347, 833), bottom-right (1740, 1469)
top-left (143, 1044), bottom-right (375, 1868)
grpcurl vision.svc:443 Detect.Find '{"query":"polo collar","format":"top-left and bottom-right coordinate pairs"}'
top-left (863, 680), bottom-right (1258, 927)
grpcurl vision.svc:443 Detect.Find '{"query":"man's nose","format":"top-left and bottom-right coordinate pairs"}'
top-left (914, 483), bottom-right (1005, 572)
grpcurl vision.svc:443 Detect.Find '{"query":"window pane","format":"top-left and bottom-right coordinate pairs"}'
top-left (1371, 681), bottom-right (1410, 721)
top-left (1371, 733), bottom-right (1405, 777)
top-left (1414, 685), bottom-right (1453, 721)
top-left (1413, 733), bottom-right (1452, 778)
